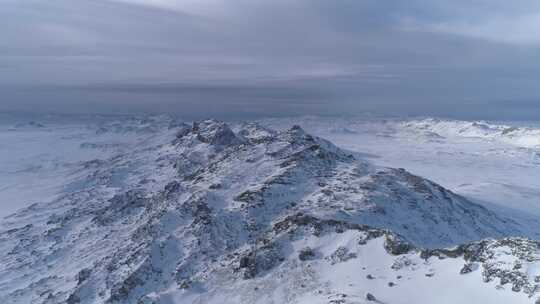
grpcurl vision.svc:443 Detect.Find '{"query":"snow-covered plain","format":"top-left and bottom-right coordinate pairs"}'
top-left (1, 114), bottom-right (540, 304)
top-left (0, 114), bottom-right (178, 218)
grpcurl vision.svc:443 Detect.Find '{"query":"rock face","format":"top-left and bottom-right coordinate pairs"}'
top-left (0, 119), bottom-right (538, 304)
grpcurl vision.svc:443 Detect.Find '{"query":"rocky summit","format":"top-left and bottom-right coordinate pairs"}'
top-left (1, 119), bottom-right (539, 304)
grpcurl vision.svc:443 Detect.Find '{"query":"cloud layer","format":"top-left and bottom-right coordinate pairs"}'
top-left (1, 0), bottom-right (540, 119)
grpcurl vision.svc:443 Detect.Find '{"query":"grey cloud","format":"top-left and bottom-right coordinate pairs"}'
top-left (1, 0), bottom-right (539, 119)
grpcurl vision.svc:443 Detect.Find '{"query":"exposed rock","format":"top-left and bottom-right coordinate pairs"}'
top-left (66, 294), bottom-right (80, 304)
top-left (298, 247), bottom-right (316, 261)
top-left (460, 263), bottom-right (476, 275)
top-left (76, 268), bottom-right (92, 285)
top-left (384, 234), bottom-right (414, 255)
top-left (328, 246), bottom-right (357, 265)
top-left (391, 256), bottom-right (414, 270)
top-left (173, 123), bottom-right (191, 137)
top-left (239, 245), bottom-right (283, 279)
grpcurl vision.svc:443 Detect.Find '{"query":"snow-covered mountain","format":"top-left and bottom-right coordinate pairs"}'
top-left (400, 118), bottom-right (540, 148)
top-left (1, 119), bottom-right (540, 304)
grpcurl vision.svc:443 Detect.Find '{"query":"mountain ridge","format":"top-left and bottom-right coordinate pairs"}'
top-left (1, 119), bottom-right (539, 304)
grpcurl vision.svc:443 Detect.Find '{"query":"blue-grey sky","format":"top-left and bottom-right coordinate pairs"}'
top-left (1, 0), bottom-right (540, 119)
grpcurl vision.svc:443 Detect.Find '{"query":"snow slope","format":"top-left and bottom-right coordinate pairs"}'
top-left (1, 118), bottom-right (539, 304)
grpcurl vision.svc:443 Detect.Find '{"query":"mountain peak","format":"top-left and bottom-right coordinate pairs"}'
top-left (191, 120), bottom-right (243, 146)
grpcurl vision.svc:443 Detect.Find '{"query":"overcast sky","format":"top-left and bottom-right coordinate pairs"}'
top-left (1, 0), bottom-right (540, 119)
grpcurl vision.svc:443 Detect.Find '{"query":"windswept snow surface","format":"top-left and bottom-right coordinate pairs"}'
top-left (0, 114), bottom-right (180, 218)
top-left (1, 114), bottom-right (540, 304)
